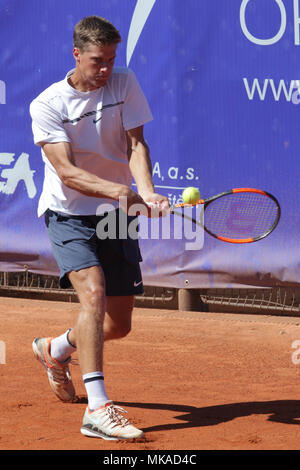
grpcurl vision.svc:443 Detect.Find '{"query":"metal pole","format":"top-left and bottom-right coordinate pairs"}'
top-left (178, 289), bottom-right (201, 311)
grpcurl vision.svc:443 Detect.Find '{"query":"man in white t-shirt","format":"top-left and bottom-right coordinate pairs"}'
top-left (30, 15), bottom-right (169, 441)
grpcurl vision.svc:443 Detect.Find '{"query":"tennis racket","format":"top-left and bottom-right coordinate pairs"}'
top-left (170, 188), bottom-right (281, 244)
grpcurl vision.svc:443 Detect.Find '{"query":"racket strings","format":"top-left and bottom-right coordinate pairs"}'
top-left (204, 193), bottom-right (279, 240)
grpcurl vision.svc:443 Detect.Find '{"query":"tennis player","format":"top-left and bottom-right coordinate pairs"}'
top-left (29, 15), bottom-right (169, 441)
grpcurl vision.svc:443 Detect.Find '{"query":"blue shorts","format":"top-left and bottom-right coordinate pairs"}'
top-left (44, 209), bottom-right (144, 296)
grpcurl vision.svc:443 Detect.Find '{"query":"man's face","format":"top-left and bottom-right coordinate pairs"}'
top-left (74, 43), bottom-right (118, 90)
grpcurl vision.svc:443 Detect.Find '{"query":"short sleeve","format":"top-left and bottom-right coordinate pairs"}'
top-left (122, 70), bottom-right (153, 131)
top-left (29, 99), bottom-right (71, 146)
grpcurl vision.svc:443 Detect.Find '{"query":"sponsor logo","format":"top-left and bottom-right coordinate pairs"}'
top-left (127, 0), bottom-right (157, 65)
top-left (243, 77), bottom-right (300, 103)
top-left (240, 0), bottom-right (300, 46)
top-left (0, 80), bottom-right (6, 104)
top-left (0, 152), bottom-right (37, 198)
top-left (62, 101), bottom-right (124, 125)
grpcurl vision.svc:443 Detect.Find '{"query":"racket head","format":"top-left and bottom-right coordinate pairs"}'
top-left (202, 188), bottom-right (281, 243)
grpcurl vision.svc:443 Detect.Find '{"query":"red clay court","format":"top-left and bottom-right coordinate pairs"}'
top-left (1, 296), bottom-right (300, 450)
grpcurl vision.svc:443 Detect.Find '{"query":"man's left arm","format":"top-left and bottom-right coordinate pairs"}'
top-left (126, 126), bottom-right (169, 212)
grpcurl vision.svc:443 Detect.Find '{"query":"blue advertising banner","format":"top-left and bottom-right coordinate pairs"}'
top-left (0, 0), bottom-right (299, 289)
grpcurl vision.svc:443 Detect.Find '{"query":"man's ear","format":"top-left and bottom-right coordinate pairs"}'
top-left (73, 47), bottom-right (81, 62)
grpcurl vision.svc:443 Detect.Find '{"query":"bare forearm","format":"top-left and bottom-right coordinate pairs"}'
top-left (42, 141), bottom-right (129, 201)
top-left (60, 165), bottom-right (128, 200)
top-left (128, 142), bottom-right (155, 197)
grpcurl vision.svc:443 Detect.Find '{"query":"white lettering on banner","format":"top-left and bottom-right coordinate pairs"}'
top-left (294, 0), bottom-right (300, 44)
top-left (0, 152), bottom-right (37, 198)
top-left (134, 161), bottom-right (201, 206)
top-left (0, 80), bottom-right (6, 104)
top-left (151, 162), bottom-right (200, 184)
top-left (243, 77), bottom-right (300, 102)
top-left (240, 0), bottom-right (300, 45)
top-left (126, 0), bottom-right (157, 66)
top-left (152, 161), bottom-right (162, 179)
top-left (240, 0), bottom-right (287, 45)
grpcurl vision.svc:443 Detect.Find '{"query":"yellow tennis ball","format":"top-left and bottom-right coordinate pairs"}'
top-left (182, 187), bottom-right (200, 204)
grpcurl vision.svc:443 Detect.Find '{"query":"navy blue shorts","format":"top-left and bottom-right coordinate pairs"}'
top-left (44, 209), bottom-right (144, 296)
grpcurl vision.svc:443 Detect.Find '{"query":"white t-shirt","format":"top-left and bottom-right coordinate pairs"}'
top-left (30, 67), bottom-right (153, 216)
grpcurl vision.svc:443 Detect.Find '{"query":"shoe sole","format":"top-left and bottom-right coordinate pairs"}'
top-left (32, 338), bottom-right (75, 403)
top-left (80, 426), bottom-right (144, 441)
top-left (80, 426), bottom-right (119, 440)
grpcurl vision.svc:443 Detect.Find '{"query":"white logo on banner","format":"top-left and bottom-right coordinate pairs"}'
top-left (240, 0), bottom-right (286, 45)
top-left (240, 0), bottom-right (300, 45)
top-left (126, 0), bottom-right (157, 66)
top-left (0, 152), bottom-right (37, 198)
top-left (243, 77), bottom-right (300, 102)
top-left (0, 80), bottom-right (6, 104)
top-left (240, 1), bottom-right (300, 103)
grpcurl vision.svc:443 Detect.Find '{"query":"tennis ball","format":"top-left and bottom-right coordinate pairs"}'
top-left (182, 187), bottom-right (200, 204)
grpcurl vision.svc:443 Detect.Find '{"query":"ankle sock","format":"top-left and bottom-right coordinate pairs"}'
top-left (50, 329), bottom-right (76, 363)
top-left (83, 371), bottom-right (109, 410)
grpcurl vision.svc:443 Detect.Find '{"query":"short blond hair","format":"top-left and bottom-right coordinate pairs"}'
top-left (73, 16), bottom-right (121, 51)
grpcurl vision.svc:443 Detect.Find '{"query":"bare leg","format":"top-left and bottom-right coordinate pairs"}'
top-left (67, 265), bottom-right (106, 374)
top-left (104, 295), bottom-right (134, 341)
top-left (61, 268), bottom-right (143, 438)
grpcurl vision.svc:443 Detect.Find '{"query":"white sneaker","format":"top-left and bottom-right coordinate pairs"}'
top-left (80, 401), bottom-right (144, 440)
top-left (32, 337), bottom-right (76, 402)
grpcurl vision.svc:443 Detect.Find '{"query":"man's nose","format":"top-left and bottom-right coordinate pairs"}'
top-left (99, 62), bottom-right (109, 72)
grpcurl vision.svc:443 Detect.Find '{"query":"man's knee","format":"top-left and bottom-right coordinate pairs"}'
top-left (105, 321), bottom-right (132, 340)
top-left (87, 284), bottom-right (106, 308)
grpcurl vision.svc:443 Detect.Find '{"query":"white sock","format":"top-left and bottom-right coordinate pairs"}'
top-left (50, 329), bottom-right (76, 363)
top-left (83, 372), bottom-right (109, 410)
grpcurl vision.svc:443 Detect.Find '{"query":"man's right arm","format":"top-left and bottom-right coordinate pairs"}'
top-left (42, 141), bottom-right (144, 205)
